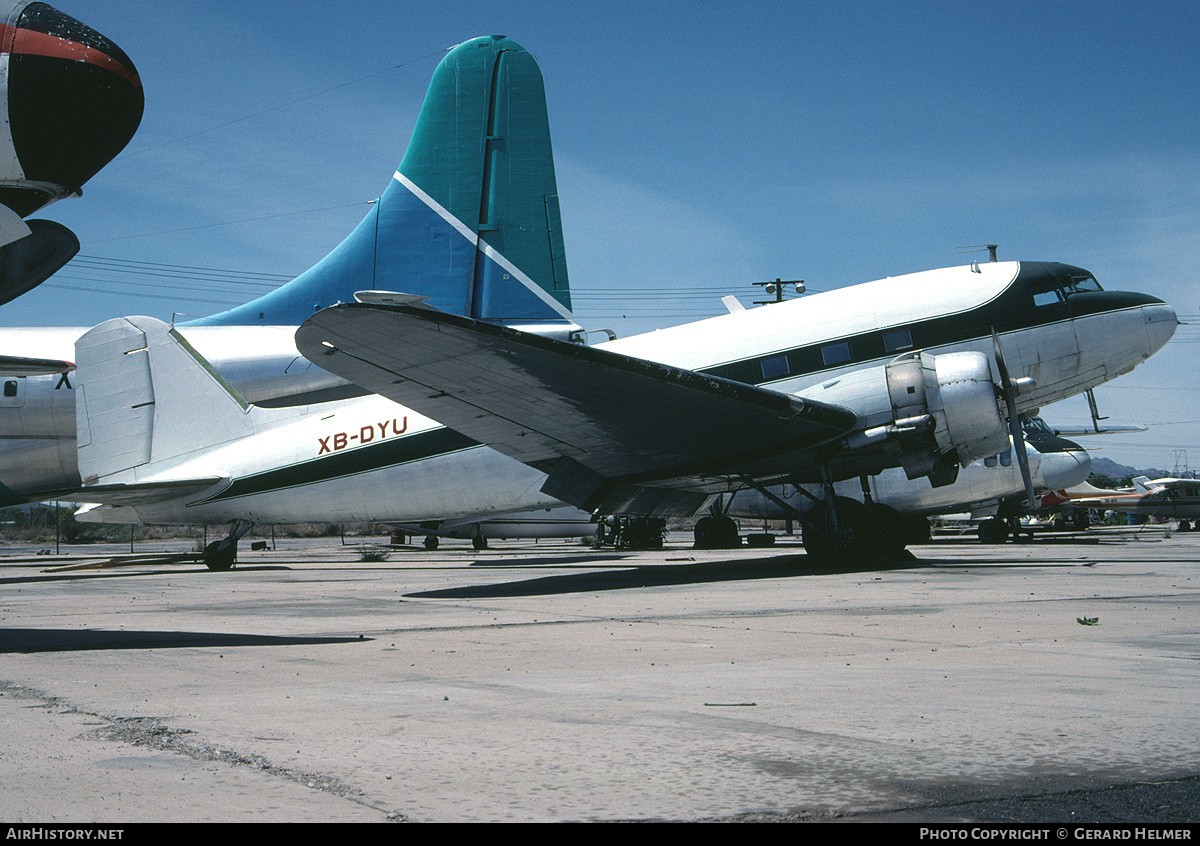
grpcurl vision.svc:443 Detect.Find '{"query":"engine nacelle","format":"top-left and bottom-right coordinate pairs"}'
top-left (885, 350), bottom-right (1009, 480)
top-left (0, 1), bottom-right (143, 218)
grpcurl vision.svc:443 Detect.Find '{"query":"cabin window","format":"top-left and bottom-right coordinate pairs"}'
top-left (883, 328), bottom-right (913, 353)
top-left (999, 448), bottom-right (1012, 467)
top-left (984, 455), bottom-right (998, 468)
top-left (3, 381), bottom-right (16, 398)
top-left (821, 341), bottom-right (851, 367)
top-left (760, 354), bottom-right (789, 381)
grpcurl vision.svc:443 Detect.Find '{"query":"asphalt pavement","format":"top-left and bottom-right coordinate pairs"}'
top-left (2, 526), bottom-right (1198, 823)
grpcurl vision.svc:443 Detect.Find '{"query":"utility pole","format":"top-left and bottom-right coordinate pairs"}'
top-left (752, 278), bottom-right (804, 305)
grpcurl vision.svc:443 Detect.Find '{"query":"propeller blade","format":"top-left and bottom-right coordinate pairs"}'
top-left (993, 330), bottom-right (1036, 507)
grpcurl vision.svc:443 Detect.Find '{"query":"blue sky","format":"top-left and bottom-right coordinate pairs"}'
top-left (6, 0), bottom-right (1198, 470)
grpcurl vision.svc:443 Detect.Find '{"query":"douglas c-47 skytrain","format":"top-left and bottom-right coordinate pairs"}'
top-left (0, 34), bottom-right (1179, 567)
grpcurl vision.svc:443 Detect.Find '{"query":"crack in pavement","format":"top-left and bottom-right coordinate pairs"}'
top-left (1, 680), bottom-right (407, 822)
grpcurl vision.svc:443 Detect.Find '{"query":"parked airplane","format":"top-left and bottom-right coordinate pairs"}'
top-left (1066, 476), bottom-right (1200, 530)
top-left (716, 417), bottom-right (1093, 550)
top-left (0, 36), bottom-right (593, 567)
top-left (0, 0), bottom-right (143, 304)
top-left (0, 35), bottom-right (1179, 567)
top-left (298, 260), bottom-right (1177, 561)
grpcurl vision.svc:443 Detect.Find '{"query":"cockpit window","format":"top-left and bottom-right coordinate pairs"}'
top-left (1031, 272), bottom-right (1103, 306)
top-left (1021, 417), bottom-right (1054, 436)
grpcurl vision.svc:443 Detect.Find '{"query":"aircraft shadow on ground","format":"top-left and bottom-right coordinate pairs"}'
top-left (407, 553), bottom-right (927, 599)
top-left (0, 565), bottom-right (292, 586)
top-left (0, 627), bottom-right (368, 653)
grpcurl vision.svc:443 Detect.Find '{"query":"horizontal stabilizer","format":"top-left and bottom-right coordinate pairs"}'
top-left (68, 477), bottom-right (228, 506)
top-left (297, 303), bottom-right (858, 514)
top-left (75, 316), bottom-right (261, 488)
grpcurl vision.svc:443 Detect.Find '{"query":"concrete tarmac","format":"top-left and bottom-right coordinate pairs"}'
top-left (1, 527), bottom-right (1198, 823)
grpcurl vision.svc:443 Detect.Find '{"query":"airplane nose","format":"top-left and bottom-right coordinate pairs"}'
top-left (1039, 440), bottom-right (1092, 491)
top-left (1143, 302), bottom-right (1178, 357)
top-left (0, 1), bottom-right (143, 215)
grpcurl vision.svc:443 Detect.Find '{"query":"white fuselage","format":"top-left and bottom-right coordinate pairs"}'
top-left (0, 261), bottom-right (1176, 526)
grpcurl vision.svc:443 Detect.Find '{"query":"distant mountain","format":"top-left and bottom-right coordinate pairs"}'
top-left (1090, 457), bottom-right (1170, 481)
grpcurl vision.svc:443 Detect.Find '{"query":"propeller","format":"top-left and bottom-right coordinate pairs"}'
top-left (992, 329), bottom-right (1036, 508)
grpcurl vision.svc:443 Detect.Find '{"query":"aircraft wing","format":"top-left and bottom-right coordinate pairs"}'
top-left (296, 303), bottom-right (859, 516)
top-left (1142, 477), bottom-right (1197, 489)
top-left (1051, 423), bottom-right (1149, 437)
top-left (0, 354), bottom-right (74, 375)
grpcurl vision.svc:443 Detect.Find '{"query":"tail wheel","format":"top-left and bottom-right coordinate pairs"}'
top-left (203, 540), bottom-right (236, 571)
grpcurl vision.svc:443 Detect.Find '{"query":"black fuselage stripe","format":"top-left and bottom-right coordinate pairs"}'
top-left (700, 288), bottom-right (1152, 388)
top-left (195, 428), bottom-right (482, 504)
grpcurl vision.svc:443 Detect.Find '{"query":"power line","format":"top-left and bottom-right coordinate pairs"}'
top-left (118, 47), bottom-right (452, 161)
top-left (82, 201), bottom-right (372, 244)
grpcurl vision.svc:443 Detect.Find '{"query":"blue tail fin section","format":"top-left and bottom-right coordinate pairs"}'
top-left (191, 36), bottom-right (574, 329)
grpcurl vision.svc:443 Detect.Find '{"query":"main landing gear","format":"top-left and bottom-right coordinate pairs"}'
top-left (743, 474), bottom-right (918, 563)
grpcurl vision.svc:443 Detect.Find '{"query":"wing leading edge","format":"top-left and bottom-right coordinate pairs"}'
top-left (296, 303), bottom-right (859, 516)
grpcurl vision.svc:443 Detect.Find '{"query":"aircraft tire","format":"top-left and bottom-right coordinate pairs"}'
top-left (1179, 520), bottom-right (1192, 533)
top-left (693, 516), bottom-right (718, 549)
top-left (472, 535), bottom-right (488, 550)
top-left (716, 515), bottom-right (740, 548)
top-left (424, 535), bottom-right (439, 550)
top-left (803, 497), bottom-right (879, 561)
top-left (978, 518), bottom-right (1008, 544)
top-left (903, 514), bottom-right (933, 545)
top-left (871, 504), bottom-right (909, 555)
top-left (203, 540), bottom-right (236, 572)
